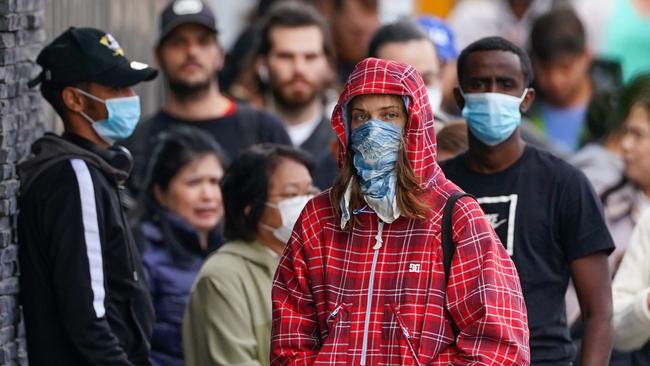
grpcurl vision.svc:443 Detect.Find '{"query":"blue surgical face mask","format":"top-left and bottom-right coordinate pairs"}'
top-left (349, 118), bottom-right (402, 223)
top-left (76, 88), bottom-right (141, 145)
top-left (461, 89), bottom-right (528, 146)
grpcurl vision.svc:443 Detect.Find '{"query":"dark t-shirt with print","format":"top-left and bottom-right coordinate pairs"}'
top-left (440, 145), bottom-right (614, 364)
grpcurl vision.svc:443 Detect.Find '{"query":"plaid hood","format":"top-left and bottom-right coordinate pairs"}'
top-left (332, 57), bottom-right (444, 190)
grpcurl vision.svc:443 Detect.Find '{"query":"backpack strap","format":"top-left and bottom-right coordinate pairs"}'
top-left (442, 191), bottom-right (474, 340)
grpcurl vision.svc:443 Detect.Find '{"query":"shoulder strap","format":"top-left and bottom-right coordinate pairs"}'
top-left (442, 191), bottom-right (474, 339)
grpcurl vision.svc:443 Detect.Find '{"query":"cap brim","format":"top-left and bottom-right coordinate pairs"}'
top-left (93, 61), bottom-right (158, 87)
top-left (157, 15), bottom-right (217, 46)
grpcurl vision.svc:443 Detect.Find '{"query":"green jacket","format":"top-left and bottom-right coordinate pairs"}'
top-left (183, 240), bottom-right (280, 366)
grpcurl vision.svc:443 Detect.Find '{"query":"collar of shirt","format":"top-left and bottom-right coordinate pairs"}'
top-left (285, 110), bottom-right (323, 147)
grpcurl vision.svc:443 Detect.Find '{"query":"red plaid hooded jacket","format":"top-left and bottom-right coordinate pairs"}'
top-left (270, 58), bottom-right (529, 365)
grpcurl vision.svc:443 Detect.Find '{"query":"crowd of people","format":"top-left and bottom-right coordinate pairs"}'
top-left (14, 0), bottom-right (650, 365)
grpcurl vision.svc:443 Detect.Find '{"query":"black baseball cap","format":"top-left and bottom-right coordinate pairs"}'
top-left (158, 0), bottom-right (218, 46)
top-left (28, 27), bottom-right (158, 89)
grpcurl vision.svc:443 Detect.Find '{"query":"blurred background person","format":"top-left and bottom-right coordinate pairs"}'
top-left (368, 20), bottom-right (448, 122)
top-left (570, 91), bottom-right (624, 195)
top-left (436, 120), bottom-right (468, 161)
top-left (600, 0), bottom-right (650, 83)
top-left (183, 143), bottom-right (317, 366)
top-left (123, 0), bottom-right (290, 196)
top-left (219, 0), bottom-right (284, 106)
top-left (564, 92), bottom-right (624, 362)
top-left (416, 15), bottom-right (462, 116)
top-left (448, 0), bottom-right (553, 50)
top-left (135, 127), bottom-right (227, 366)
top-left (527, 7), bottom-right (594, 155)
top-left (254, 1), bottom-right (338, 189)
top-left (611, 209), bottom-right (650, 365)
top-left (602, 74), bottom-right (650, 258)
top-left (329, 0), bottom-right (380, 82)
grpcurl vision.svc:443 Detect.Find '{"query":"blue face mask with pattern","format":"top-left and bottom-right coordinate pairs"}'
top-left (76, 88), bottom-right (141, 145)
top-left (349, 118), bottom-right (402, 223)
top-left (461, 89), bottom-right (528, 146)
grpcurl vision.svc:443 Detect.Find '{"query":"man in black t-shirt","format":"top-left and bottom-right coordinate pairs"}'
top-left (440, 36), bottom-right (615, 365)
top-left (122, 0), bottom-right (291, 195)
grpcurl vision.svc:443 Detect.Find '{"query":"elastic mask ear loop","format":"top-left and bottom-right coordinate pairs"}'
top-left (75, 88), bottom-right (106, 104)
top-left (75, 88), bottom-right (105, 124)
top-left (518, 88), bottom-right (529, 102)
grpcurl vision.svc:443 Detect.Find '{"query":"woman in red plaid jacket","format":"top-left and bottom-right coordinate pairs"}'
top-left (270, 57), bottom-right (530, 365)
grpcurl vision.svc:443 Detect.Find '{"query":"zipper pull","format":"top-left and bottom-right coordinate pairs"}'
top-left (401, 324), bottom-right (411, 339)
top-left (373, 234), bottom-right (383, 250)
top-left (328, 304), bottom-right (343, 321)
top-left (134, 271), bottom-right (138, 281)
top-left (373, 221), bottom-right (384, 250)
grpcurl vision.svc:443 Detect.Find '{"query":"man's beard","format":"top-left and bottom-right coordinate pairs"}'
top-left (270, 77), bottom-right (320, 111)
top-left (166, 76), bottom-right (213, 102)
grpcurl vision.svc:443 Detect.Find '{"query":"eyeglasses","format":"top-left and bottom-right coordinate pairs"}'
top-left (269, 187), bottom-right (321, 201)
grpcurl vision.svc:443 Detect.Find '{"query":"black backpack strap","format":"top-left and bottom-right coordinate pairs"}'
top-left (442, 191), bottom-right (474, 340)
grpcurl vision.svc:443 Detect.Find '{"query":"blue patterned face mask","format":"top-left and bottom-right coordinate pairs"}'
top-left (348, 118), bottom-right (402, 223)
top-left (461, 89), bottom-right (528, 146)
top-left (76, 88), bottom-right (141, 145)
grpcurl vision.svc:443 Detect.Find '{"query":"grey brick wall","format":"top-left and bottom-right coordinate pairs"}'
top-left (0, 0), bottom-right (46, 364)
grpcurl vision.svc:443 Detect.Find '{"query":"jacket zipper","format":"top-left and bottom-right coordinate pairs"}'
top-left (392, 305), bottom-right (421, 364)
top-left (116, 182), bottom-right (138, 282)
top-left (360, 220), bottom-right (384, 366)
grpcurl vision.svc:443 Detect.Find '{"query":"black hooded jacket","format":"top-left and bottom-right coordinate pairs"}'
top-left (18, 133), bottom-right (154, 365)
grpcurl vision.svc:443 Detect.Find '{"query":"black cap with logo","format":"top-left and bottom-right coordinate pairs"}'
top-left (158, 0), bottom-right (218, 46)
top-left (28, 27), bottom-right (158, 89)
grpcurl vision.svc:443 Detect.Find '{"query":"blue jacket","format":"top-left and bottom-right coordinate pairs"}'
top-left (137, 210), bottom-right (222, 366)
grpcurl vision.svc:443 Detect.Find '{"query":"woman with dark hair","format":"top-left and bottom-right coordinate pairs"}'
top-left (183, 143), bottom-right (317, 366)
top-left (602, 74), bottom-right (650, 259)
top-left (270, 58), bottom-right (529, 364)
top-left (135, 127), bottom-right (227, 366)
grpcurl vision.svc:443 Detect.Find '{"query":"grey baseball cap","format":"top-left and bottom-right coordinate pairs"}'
top-left (158, 0), bottom-right (218, 46)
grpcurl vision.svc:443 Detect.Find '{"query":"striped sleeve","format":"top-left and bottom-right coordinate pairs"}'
top-left (70, 159), bottom-right (106, 318)
top-left (42, 159), bottom-right (132, 365)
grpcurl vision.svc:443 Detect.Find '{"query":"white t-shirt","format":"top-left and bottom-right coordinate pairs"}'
top-left (285, 112), bottom-right (322, 147)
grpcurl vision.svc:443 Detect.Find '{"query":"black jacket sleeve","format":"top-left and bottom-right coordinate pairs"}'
top-left (43, 161), bottom-right (134, 365)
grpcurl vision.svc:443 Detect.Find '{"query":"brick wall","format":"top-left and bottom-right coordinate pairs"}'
top-left (0, 0), bottom-right (46, 364)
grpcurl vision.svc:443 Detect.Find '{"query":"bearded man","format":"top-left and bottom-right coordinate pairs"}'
top-left (123, 0), bottom-right (290, 195)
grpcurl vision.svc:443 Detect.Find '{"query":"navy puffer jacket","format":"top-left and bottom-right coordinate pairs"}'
top-left (136, 210), bottom-right (222, 366)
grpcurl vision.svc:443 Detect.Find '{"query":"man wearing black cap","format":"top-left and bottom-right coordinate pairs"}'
top-left (123, 0), bottom-right (291, 195)
top-left (18, 27), bottom-right (157, 365)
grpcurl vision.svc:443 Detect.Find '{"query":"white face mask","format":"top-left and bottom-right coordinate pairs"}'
top-left (426, 85), bottom-right (443, 114)
top-left (262, 195), bottom-right (312, 244)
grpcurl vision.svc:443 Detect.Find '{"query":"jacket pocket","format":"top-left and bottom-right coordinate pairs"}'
top-left (315, 303), bottom-right (350, 365)
top-left (384, 304), bottom-right (420, 366)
